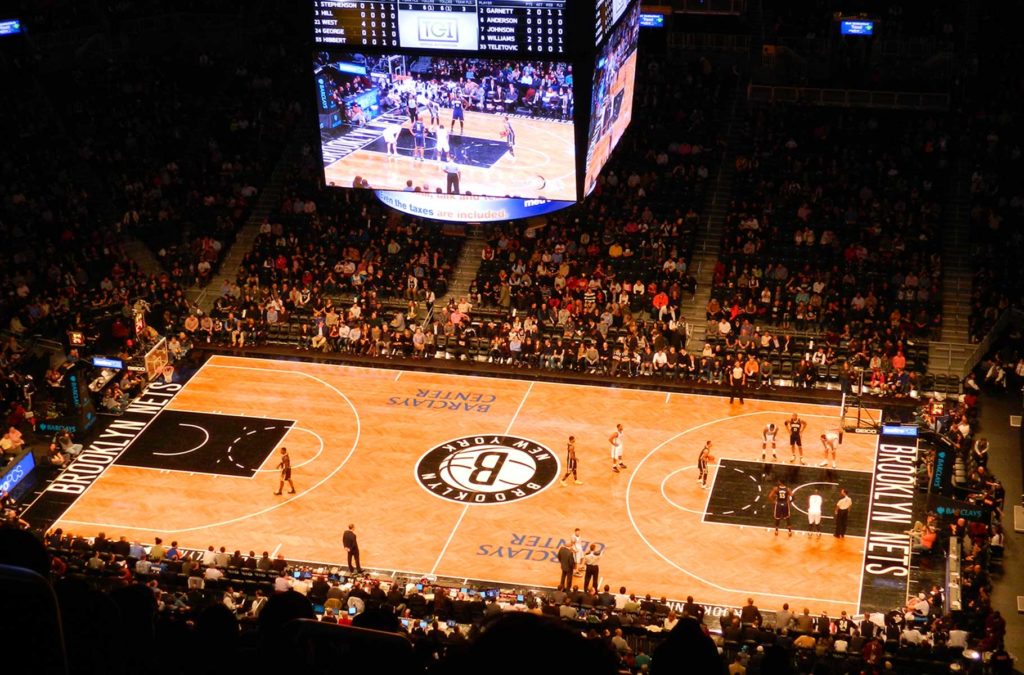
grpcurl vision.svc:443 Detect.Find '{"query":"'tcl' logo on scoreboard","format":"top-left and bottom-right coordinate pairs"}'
top-left (418, 17), bottom-right (458, 42)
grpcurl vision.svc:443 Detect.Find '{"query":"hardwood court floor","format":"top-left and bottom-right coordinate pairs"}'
top-left (57, 355), bottom-right (879, 615)
top-left (324, 110), bottom-right (577, 201)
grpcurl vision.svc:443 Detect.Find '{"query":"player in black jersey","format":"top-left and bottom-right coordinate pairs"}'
top-left (560, 435), bottom-right (582, 486)
top-left (787, 413), bottom-right (807, 465)
top-left (273, 447), bottom-right (295, 496)
top-left (761, 423), bottom-right (778, 461)
top-left (411, 118), bottom-right (427, 162)
top-left (696, 441), bottom-right (715, 488)
top-left (768, 479), bottom-right (793, 536)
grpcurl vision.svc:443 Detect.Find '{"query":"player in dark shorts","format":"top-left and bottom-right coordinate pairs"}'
top-left (787, 413), bottom-right (807, 465)
top-left (560, 435), bottom-right (582, 486)
top-left (450, 97), bottom-right (465, 134)
top-left (406, 94), bottom-right (418, 124)
top-left (502, 116), bottom-right (516, 157)
top-left (697, 441), bottom-right (714, 488)
top-left (762, 423), bottom-right (778, 461)
top-left (274, 447), bottom-right (295, 495)
top-left (411, 118), bottom-right (426, 161)
top-left (768, 479), bottom-right (793, 536)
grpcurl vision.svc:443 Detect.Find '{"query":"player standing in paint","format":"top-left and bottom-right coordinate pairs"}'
top-left (762, 423), bottom-right (778, 461)
top-left (788, 414), bottom-right (807, 465)
top-left (818, 430), bottom-right (842, 468)
top-left (560, 435), bottom-right (583, 486)
top-left (609, 423), bottom-right (626, 472)
top-left (768, 479), bottom-right (793, 536)
top-left (697, 441), bottom-right (714, 488)
top-left (434, 123), bottom-right (450, 162)
top-left (807, 488), bottom-right (823, 537)
top-left (411, 118), bottom-right (427, 162)
top-left (273, 447), bottom-right (296, 495)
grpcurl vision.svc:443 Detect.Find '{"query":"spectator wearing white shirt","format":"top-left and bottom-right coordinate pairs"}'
top-left (614, 587), bottom-right (629, 610)
top-left (273, 570), bottom-right (292, 593)
top-left (201, 546), bottom-right (217, 567)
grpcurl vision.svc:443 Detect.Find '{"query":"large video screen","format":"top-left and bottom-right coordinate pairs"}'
top-left (314, 52), bottom-right (577, 201)
top-left (313, 0), bottom-right (567, 55)
top-left (583, 0), bottom-right (638, 196)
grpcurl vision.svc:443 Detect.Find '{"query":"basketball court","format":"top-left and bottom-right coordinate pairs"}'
top-left (323, 110), bottom-right (577, 201)
top-left (41, 355), bottom-right (881, 616)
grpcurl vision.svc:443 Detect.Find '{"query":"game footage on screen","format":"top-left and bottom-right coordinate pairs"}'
top-left (584, 1), bottom-right (640, 195)
top-left (314, 53), bottom-right (577, 201)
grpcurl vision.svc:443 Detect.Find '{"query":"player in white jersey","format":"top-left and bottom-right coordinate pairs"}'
top-left (609, 423), bottom-right (626, 472)
top-left (433, 124), bottom-right (450, 161)
top-left (818, 430), bottom-right (842, 468)
top-left (761, 423), bottom-right (778, 461)
top-left (383, 124), bottom-right (402, 157)
top-left (571, 527), bottom-right (584, 576)
top-left (807, 488), bottom-right (823, 537)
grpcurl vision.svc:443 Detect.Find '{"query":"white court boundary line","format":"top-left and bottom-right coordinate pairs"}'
top-left (659, 463), bottom-right (868, 539)
top-left (28, 358), bottom-right (217, 520)
top-left (207, 353), bottom-right (877, 415)
top-left (626, 410), bottom-right (861, 606)
top-left (429, 381), bottom-right (535, 575)
top-left (252, 426), bottom-right (325, 472)
top-left (659, 465), bottom-right (702, 514)
top-left (152, 424), bottom-right (210, 456)
top-left (59, 359), bottom-right (361, 534)
top-left (57, 356), bottom-right (872, 605)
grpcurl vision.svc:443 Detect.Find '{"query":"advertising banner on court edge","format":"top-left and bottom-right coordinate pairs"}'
top-left (858, 429), bottom-right (918, 613)
top-left (20, 381), bottom-right (182, 528)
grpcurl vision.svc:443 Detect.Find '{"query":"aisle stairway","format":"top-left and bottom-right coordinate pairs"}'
top-left (440, 224), bottom-right (486, 307)
top-left (676, 86), bottom-right (744, 353)
top-left (928, 158), bottom-right (975, 383)
top-left (193, 139), bottom-right (305, 313)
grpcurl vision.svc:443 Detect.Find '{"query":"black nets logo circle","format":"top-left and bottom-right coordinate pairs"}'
top-left (416, 435), bottom-right (559, 505)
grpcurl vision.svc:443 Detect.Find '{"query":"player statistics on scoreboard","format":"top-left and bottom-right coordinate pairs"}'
top-left (313, 0), bottom-right (566, 54)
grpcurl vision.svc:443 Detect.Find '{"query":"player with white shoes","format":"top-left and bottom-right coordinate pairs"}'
top-left (609, 423), bottom-right (626, 473)
top-left (818, 430), bottom-right (842, 468)
top-left (433, 123), bottom-right (450, 162)
top-left (807, 488), bottom-right (823, 537)
top-left (787, 414), bottom-right (807, 465)
top-left (761, 423), bottom-right (778, 461)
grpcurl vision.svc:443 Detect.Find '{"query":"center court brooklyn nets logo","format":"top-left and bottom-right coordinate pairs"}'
top-left (416, 435), bottom-right (559, 504)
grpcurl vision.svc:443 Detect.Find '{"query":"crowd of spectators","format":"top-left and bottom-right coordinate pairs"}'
top-left (58, 38), bottom-right (305, 289)
top-left (704, 106), bottom-right (949, 390)
top-left (0, 521), bottom-right (1014, 675)
top-left (192, 187), bottom-right (463, 351)
top-left (204, 53), bottom-right (722, 378)
top-left (0, 5), bottom-right (308, 483)
top-left (454, 56), bottom-right (721, 368)
top-left (964, 46), bottom-right (1024, 343)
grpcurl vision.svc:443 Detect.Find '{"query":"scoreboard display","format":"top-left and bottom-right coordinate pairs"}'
top-left (310, 0), bottom-right (640, 206)
top-left (313, 0), bottom-right (566, 54)
top-left (593, 0), bottom-right (630, 45)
